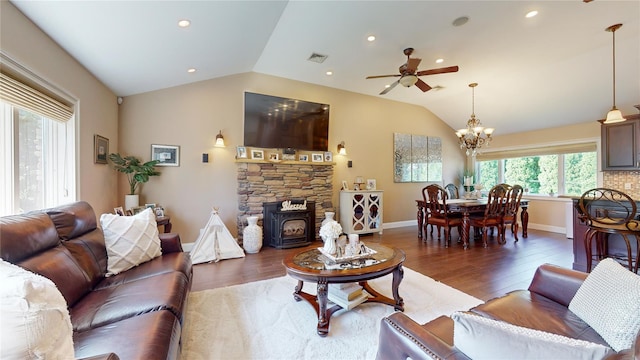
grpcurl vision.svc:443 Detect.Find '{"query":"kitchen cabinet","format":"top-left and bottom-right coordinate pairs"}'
top-left (601, 108), bottom-right (640, 170)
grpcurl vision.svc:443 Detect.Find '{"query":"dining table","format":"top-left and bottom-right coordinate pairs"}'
top-left (416, 198), bottom-right (529, 249)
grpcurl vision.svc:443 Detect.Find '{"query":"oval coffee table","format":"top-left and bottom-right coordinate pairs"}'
top-left (282, 243), bottom-right (405, 336)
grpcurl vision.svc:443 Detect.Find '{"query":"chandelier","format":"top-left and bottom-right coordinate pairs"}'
top-left (455, 83), bottom-right (494, 157)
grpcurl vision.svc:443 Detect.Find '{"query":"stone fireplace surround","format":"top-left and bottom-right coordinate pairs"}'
top-left (236, 161), bottom-right (334, 245)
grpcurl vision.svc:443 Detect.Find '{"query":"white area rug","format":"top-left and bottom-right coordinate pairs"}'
top-left (180, 267), bottom-right (483, 360)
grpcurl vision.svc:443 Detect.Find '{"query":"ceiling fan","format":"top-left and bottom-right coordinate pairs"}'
top-left (366, 47), bottom-right (459, 95)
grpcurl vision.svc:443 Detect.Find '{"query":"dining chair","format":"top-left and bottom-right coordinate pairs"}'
top-left (578, 188), bottom-right (640, 273)
top-left (469, 184), bottom-right (509, 248)
top-left (424, 184), bottom-right (462, 247)
top-left (444, 183), bottom-right (460, 200)
top-left (501, 184), bottom-right (524, 243)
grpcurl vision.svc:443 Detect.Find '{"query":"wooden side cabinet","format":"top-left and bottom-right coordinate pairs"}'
top-left (339, 190), bottom-right (383, 235)
top-left (601, 110), bottom-right (640, 170)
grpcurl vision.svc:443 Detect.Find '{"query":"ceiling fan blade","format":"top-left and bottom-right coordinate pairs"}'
top-left (416, 65), bottom-right (459, 76)
top-left (414, 79), bottom-right (432, 92)
top-left (406, 58), bottom-right (422, 73)
top-left (366, 74), bottom-right (401, 79)
top-left (380, 80), bottom-right (399, 95)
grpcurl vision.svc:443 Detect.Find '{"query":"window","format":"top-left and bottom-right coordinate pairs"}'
top-left (476, 149), bottom-right (597, 196)
top-left (0, 58), bottom-right (76, 216)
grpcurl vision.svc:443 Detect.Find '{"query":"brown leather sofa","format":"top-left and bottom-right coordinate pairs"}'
top-left (376, 263), bottom-right (639, 360)
top-left (0, 201), bottom-right (193, 360)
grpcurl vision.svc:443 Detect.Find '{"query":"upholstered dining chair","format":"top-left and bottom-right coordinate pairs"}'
top-left (444, 183), bottom-right (460, 200)
top-left (424, 184), bottom-right (462, 247)
top-left (578, 188), bottom-right (640, 273)
top-left (469, 184), bottom-right (509, 248)
top-left (501, 184), bottom-right (524, 243)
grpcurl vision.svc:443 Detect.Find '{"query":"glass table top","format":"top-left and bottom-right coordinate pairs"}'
top-left (291, 243), bottom-right (395, 271)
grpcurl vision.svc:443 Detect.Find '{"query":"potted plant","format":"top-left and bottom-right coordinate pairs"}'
top-left (109, 153), bottom-right (160, 210)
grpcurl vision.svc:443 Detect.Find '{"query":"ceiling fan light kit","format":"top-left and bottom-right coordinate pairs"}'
top-left (456, 83), bottom-right (494, 157)
top-left (603, 23), bottom-right (626, 124)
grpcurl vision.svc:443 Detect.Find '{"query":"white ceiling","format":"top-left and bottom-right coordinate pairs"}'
top-left (10, 0), bottom-right (640, 135)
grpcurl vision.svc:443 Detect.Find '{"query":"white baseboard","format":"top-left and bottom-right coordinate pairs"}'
top-left (383, 220), bottom-right (416, 229)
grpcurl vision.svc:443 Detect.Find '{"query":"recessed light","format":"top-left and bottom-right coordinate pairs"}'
top-left (178, 19), bottom-right (191, 28)
top-left (435, 58), bottom-right (444, 64)
top-left (525, 10), bottom-right (538, 18)
top-left (187, 68), bottom-right (196, 73)
top-left (385, 84), bottom-right (391, 88)
top-left (367, 35), bottom-right (376, 42)
top-left (326, 71), bottom-right (333, 76)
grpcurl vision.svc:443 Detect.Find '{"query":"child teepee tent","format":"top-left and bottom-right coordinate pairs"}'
top-left (190, 209), bottom-right (245, 264)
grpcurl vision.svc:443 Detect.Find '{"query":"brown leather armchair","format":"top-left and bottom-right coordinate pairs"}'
top-left (376, 263), bottom-right (639, 360)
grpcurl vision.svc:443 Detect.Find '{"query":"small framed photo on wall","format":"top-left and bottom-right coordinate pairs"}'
top-left (312, 153), bottom-right (324, 162)
top-left (367, 179), bottom-right (377, 190)
top-left (94, 134), bottom-right (109, 164)
top-left (341, 180), bottom-right (349, 190)
top-left (324, 151), bottom-right (333, 162)
top-left (299, 154), bottom-right (308, 162)
top-left (151, 144), bottom-right (180, 166)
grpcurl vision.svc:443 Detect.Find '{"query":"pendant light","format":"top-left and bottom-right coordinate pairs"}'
top-left (603, 23), bottom-right (625, 124)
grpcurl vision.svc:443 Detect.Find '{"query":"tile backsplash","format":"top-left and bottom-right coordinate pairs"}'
top-left (603, 171), bottom-right (640, 199)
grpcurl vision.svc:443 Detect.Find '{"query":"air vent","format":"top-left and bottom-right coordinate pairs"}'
top-left (307, 53), bottom-right (328, 63)
top-left (432, 85), bottom-right (445, 91)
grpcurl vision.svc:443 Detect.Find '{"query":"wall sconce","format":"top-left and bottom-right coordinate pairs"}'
top-left (337, 141), bottom-right (347, 155)
top-left (214, 130), bottom-right (226, 148)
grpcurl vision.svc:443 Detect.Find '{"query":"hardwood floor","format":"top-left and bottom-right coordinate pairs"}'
top-left (191, 225), bottom-right (574, 301)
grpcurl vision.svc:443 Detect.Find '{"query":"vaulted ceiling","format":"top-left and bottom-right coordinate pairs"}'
top-left (10, 0), bottom-right (640, 135)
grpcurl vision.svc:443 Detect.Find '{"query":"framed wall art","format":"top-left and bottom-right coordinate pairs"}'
top-left (251, 149), bottom-right (264, 160)
top-left (94, 134), bottom-right (109, 164)
top-left (324, 151), bottom-right (333, 162)
top-left (151, 144), bottom-right (180, 166)
top-left (393, 133), bottom-right (442, 183)
top-left (236, 146), bottom-right (247, 159)
top-left (312, 153), bottom-right (324, 162)
top-left (299, 154), bottom-right (308, 162)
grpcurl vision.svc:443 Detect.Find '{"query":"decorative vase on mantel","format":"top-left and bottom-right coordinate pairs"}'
top-left (124, 194), bottom-right (139, 211)
top-left (243, 216), bottom-right (263, 254)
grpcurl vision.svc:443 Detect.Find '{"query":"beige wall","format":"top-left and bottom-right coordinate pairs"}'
top-left (1, 1), bottom-right (119, 215)
top-left (119, 72), bottom-right (466, 242)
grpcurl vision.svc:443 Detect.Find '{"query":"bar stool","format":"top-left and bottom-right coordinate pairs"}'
top-left (578, 188), bottom-right (640, 273)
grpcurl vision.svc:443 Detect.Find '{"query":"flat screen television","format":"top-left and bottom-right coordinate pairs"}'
top-left (243, 92), bottom-right (330, 151)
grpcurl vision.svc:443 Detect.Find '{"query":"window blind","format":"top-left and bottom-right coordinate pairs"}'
top-left (0, 72), bottom-right (73, 123)
top-left (476, 142), bottom-right (597, 161)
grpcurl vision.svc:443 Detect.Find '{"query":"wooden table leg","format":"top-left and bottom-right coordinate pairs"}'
top-left (521, 206), bottom-right (529, 238)
top-left (462, 210), bottom-right (471, 249)
top-left (417, 205), bottom-right (424, 239)
top-left (391, 264), bottom-right (405, 311)
top-left (359, 264), bottom-right (405, 312)
top-left (316, 279), bottom-right (329, 336)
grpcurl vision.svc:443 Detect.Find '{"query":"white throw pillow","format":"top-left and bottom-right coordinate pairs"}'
top-left (100, 207), bottom-right (162, 276)
top-left (0, 258), bottom-right (75, 359)
top-left (569, 258), bottom-right (640, 352)
top-left (452, 311), bottom-right (613, 360)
